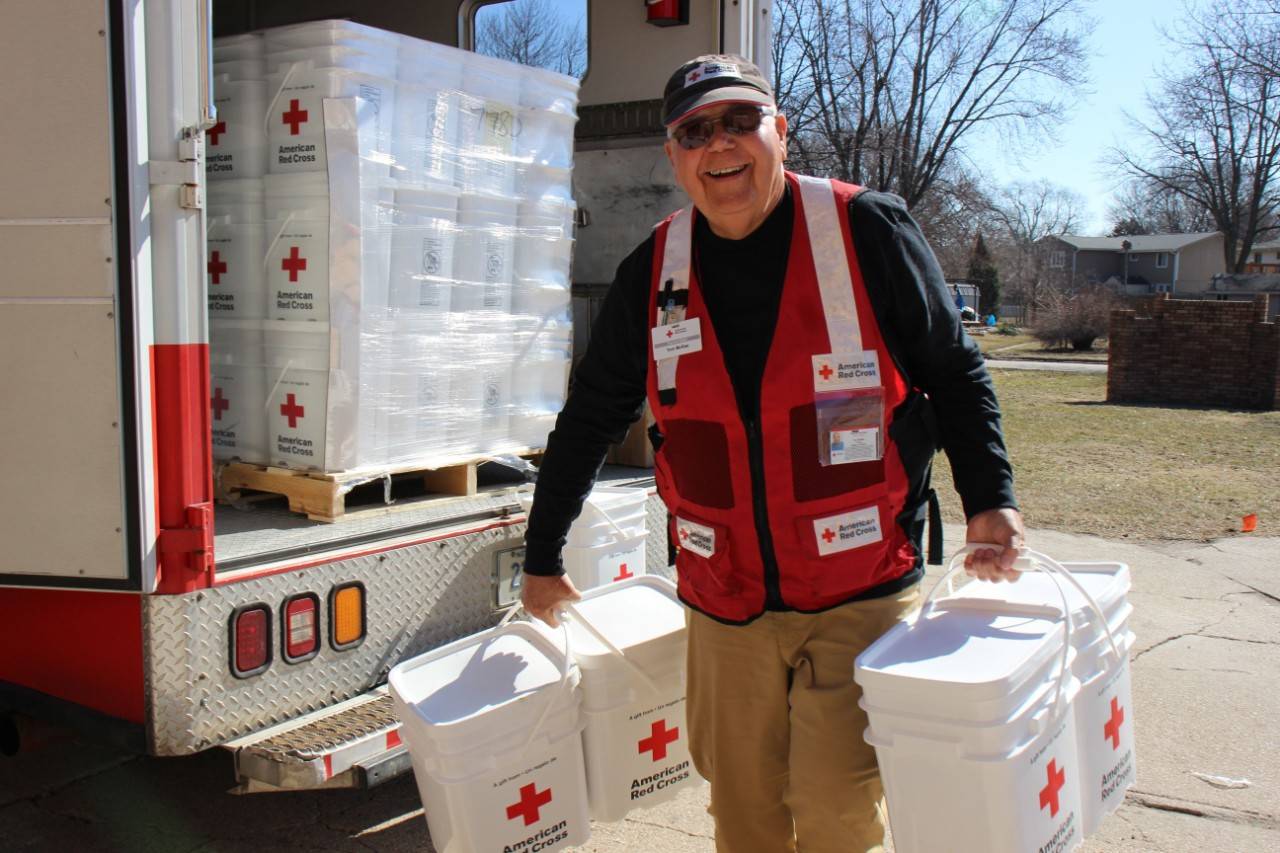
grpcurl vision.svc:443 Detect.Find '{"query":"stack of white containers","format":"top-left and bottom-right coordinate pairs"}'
top-left (855, 554), bottom-right (1135, 853)
top-left (518, 485), bottom-right (649, 589)
top-left (208, 34), bottom-right (269, 464)
top-left (206, 19), bottom-right (577, 474)
top-left (564, 577), bottom-right (701, 822)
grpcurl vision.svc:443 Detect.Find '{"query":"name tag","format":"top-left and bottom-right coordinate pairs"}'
top-left (813, 351), bottom-right (880, 392)
top-left (813, 506), bottom-right (883, 556)
top-left (653, 318), bottom-right (703, 360)
top-left (675, 517), bottom-right (716, 558)
top-left (830, 427), bottom-right (879, 465)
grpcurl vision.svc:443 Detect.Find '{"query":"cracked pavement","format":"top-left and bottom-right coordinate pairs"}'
top-left (2, 526), bottom-right (1276, 851)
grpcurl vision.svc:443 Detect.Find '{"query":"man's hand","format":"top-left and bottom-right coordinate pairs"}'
top-left (520, 573), bottom-right (582, 628)
top-left (964, 507), bottom-right (1026, 583)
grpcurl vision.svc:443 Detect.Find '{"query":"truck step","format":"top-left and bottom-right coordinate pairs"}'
top-left (218, 451), bottom-right (543, 522)
top-left (225, 687), bottom-right (412, 792)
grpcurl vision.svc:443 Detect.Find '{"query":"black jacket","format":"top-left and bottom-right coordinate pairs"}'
top-left (524, 186), bottom-right (1016, 597)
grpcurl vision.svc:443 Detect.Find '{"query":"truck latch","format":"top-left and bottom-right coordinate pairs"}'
top-left (158, 502), bottom-right (214, 559)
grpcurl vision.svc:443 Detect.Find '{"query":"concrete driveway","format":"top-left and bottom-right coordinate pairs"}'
top-left (986, 359), bottom-right (1109, 374)
top-left (3, 526), bottom-right (1277, 852)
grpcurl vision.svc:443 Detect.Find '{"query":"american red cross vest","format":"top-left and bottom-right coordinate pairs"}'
top-left (646, 172), bottom-right (917, 623)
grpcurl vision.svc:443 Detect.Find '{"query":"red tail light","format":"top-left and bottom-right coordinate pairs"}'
top-left (231, 604), bottom-right (272, 677)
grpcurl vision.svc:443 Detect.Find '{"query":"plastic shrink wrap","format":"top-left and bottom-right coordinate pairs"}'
top-left (207, 20), bottom-right (576, 474)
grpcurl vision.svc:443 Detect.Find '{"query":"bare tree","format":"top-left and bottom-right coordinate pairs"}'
top-left (1106, 178), bottom-right (1216, 236)
top-left (988, 179), bottom-right (1087, 306)
top-left (772, 0), bottom-right (1089, 209)
top-left (475, 0), bottom-right (586, 78)
top-left (1113, 3), bottom-right (1280, 272)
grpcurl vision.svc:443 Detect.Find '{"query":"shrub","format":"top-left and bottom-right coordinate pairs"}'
top-left (1033, 287), bottom-right (1116, 351)
top-left (996, 323), bottom-right (1021, 336)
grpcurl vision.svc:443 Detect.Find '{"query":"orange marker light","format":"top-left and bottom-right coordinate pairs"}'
top-left (1242, 514), bottom-right (1258, 533)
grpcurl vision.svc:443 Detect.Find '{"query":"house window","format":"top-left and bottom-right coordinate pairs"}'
top-left (1156, 252), bottom-right (1169, 269)
top-left (1155, 284), bottom-right (1171, 293)
top-left (1129, 253), bottom-right (1140, 262)
top-left (1256, 253), bottom-right (1263, 264)
top-left (1049, 250), bottom-right (1065, 269)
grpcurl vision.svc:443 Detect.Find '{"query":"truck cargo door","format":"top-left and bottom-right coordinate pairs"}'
top-left (0, 0), bottom-right (155, 590)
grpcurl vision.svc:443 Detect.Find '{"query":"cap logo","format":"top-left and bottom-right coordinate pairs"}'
top-left (685, 62), bottom-right (741, 88)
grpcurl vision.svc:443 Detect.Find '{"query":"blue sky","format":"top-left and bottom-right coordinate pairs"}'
top-left (529, 0), bottom-right (1173, 235)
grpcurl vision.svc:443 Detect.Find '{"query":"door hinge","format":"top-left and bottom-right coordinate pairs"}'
top-left (150, 131), bottom-right (205, 210)
top-left (159, 502), bottom-right (214, 557)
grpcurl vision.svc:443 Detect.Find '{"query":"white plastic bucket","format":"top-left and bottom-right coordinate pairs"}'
top-left (513, 277), bottom-right (572, 323)
top-left (265, 46), bottom-right (398, 78)
top-left (563, 535), bottom-right (647, 590)
top-left (388, 183), bottom-right (460, 313)
top-left (213, 58), bottom-right (267, 80)
top-left (454, 54), bottom-right (520, 195)
top-left (207, 179), bottom-right (267, 317)
top-left (563, 576), bottom-right (700, 822)
top-left (454, 193), bottom-right (518, 313)
top-left (389, 620), bottom-right (590, 853)
top-left (510, 320), bottom-right (571, 448)
top-left (515, 198), bottom-right (574, 286)
top-left (517, 162), bottom-right (574, 204)
top-left (264, 173), bottom-right (329, 321)
top-left (213, 33), bottom-right (264, 62)
top-left (208, 76), bottom-right (268, 180)
top-left (856, 557), bottom-right (1092, 853)
top-left (566, 487), bottom-right (647, 549)
top-left (263, 19), bottom-right (402, 54)
top-left (376, 327), bottom-right (459, 466)
top-left (393, 49), bottom-right (463, 187)
top-left (264, 64), bottom-right (394, 174)
top-left (210, 319), bottom-right (268, 464)
top-left (263, 320), bottom-right (331, 469)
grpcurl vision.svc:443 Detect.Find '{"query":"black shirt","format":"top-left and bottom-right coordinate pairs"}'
top-left (523, 186), bottom-right (1017, 584)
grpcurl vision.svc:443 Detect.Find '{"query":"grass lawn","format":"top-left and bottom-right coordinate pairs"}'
top-left (931, 369), bottom-right (1280, 541)
top-left (972, 331), bottom-right (1038, 354)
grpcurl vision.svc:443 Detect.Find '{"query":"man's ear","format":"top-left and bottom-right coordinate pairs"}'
top-left (663, 137), bottom-right (677, 172)
top-left (774, 112), bottom-right (788, 158)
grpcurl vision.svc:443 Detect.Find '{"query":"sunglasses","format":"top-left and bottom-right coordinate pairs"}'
top-left (669, 105), bottom-right (775, 150)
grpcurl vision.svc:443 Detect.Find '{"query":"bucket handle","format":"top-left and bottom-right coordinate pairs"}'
top-left (498, 602), bottom-right (577, 761)
top-left (263, 61), bottom-right (301, 138)
top-left (925, 547), bottom-right (1074, 722)
top-left (263, 213), bottom-right (297, 272)
top-left (561, 601), bottom-right (664, 698)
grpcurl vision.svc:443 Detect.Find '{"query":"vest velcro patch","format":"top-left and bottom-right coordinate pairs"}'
top-left (675, 517), bottom-right (716, 558)
top-left (812, 506), bottom-right (883, 556)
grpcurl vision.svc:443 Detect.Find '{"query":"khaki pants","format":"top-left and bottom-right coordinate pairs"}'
top-left (686, 583), bottom-right (921, 853)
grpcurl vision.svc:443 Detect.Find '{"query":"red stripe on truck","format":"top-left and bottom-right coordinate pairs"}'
top-left (152, 344), bottom-right (215, 593)
top-left (0, 589), bottom-right (145, 723)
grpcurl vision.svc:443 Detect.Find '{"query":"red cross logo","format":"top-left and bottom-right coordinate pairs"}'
top-left (613, 563), bottom-right (634, 582)
top-left (281, 246), bottom-right (307, 282)
top-left (821, 528), bottom-right (836, 543)
top-left (678, 527), bottom-right (690, 541)
top-left (207, 120), bottom-right (226, 145)
top-left (505, 782), bottom-right (552, 826)
top-left (1104, 698), bottom-right (1125, 750)
top-left (208, 251), bottom-right (228, 285)
top-left (282, 99), bottom-right (308, 135)
top-left (818, 363), bottom-right (834, 381)
top-left (666, 328), bottom-right (674, 338)
top-left (688, 69), bottom-right (704, 83)
top-left (638, 719), bottom-right (680, 762)
top-left (1039, 759), bottom-right (1066, 818)
top-left (211, 387), bottom-right (230, 421)
top-left (280, 393), bottom-right (305, 428)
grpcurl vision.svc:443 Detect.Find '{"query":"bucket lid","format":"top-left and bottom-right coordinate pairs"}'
top-left (855, 601), bottom-right (1067, 704)
top-left (950, 562), bottom-right (1130, 630)
top-left (388, 621), bottom-right (577, 728)
top-left (564, 576), bottom-right (684, 667)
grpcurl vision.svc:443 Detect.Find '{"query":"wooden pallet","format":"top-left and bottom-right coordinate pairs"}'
top-left (218, 452), bottom-right (541, 523)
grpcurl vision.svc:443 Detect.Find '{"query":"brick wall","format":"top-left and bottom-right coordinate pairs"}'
top-left (1108, 295), bottom-right (1280, 410)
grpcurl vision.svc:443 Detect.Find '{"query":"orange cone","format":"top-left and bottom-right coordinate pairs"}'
top-left (1242, 514), bottom-right (1258, 533)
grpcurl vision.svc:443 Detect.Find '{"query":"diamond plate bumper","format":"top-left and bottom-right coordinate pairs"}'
top-left (143, 486), bottom-right (666, 757)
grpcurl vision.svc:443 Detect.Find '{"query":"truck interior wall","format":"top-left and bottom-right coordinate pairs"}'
top-left (212, 0), bottom-right (461, 46)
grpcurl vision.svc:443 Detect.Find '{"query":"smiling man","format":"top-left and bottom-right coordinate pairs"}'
top-left (521, 55), bottom-right (1023, 852)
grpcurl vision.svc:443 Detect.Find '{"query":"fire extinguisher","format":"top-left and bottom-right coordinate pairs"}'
top-left (646, 0), bottom-right (690, 27)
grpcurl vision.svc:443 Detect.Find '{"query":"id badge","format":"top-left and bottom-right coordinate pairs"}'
top-left (652, 317), bottom-right (703, 360)
top-left (815, 389), bottom-right (884, 467)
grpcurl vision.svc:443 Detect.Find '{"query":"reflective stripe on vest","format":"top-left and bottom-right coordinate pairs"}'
top-left (655, 206), bottom-right (693, 399)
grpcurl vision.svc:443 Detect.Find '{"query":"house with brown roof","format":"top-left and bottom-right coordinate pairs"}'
top-left (1245, 239), bottom-right (1280, 274)
top-left (1037, 232), bottom-right (1224, 295)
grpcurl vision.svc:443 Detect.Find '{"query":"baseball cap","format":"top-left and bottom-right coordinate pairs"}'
top-left (662, 54), bottom-right (775, 127)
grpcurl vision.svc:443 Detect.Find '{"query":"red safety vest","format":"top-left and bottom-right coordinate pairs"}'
top-left (646, 172), bottom-right (917, 623)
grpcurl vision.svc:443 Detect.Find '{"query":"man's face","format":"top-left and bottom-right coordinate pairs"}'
top-left (664, 103), bottom-right (789, 238)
